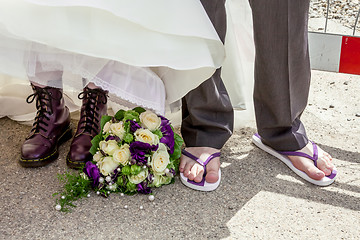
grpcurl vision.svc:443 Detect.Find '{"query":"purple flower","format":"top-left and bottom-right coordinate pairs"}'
top-left (127, 120), bottom-right (141, 132)
top-left (137, 182), bottom-right (152, 194)
top-left (159, 116), bottom-right (175, 154)
top-left (105, 135), bottom-right (121, 142)
top-left (129, 141), bottom-right (158, 165)
top-left (83, 161), bottom-right (101, 187)
top-left (147, 173), bottom-right (154, 183)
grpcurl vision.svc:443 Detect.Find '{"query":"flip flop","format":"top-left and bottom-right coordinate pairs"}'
top-left (179, 149), bottom-right (221, 191)
top-left (252, 133), bottom-right (337, 186)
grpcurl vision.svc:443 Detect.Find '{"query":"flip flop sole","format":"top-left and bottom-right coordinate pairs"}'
top-left (252, 134), bottom-right (336, 187)
top-left (180, 169), bottom-right (221, 192)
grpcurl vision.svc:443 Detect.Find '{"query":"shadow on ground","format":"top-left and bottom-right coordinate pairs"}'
top-left (0, 117), bottom-right (359, 239)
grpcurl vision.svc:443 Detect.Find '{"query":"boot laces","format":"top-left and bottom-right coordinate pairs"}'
top-left (26, 87), bottom-right (60, 134)
top-left (78, 88), bottom-right (107, 135)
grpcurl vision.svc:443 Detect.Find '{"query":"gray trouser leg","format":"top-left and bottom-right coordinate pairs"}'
top-left (250, 0), bottom-right (310, 151)
top-left (181, 0), bottom-right (234, 149)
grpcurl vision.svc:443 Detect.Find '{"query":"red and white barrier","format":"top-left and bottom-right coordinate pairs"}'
top-left (309, 32), bottom-right (360, 75)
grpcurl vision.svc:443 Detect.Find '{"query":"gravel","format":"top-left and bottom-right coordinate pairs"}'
top-left (310, 0), bottom-right (360, 32)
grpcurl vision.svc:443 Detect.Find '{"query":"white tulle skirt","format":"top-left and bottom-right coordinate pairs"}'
top-left (0, 0), bottom-right (255, 126)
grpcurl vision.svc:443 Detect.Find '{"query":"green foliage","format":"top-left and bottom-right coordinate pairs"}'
top-left (170, 133), bottom-right (183, 160)
top-left (116, 175), bottom-right (125, 186)
top-left (114, 110), bottom-right (125, 121)
top-left (126, 181), bottom-right (136, 192)
top-left (130, 165), bottom-right (141, 175)
top-left (172, 158), bottom-right (181, 173)
top-left (89, 134), bottom-right (102, 155)
top-left (121, 165), bottom-right (131, 175)
top-left (152, 129), bottom-right (163, 139)
top-left (132, 107), bottom-right (146, 114)
top-left (123, 133), bottom-right (133, 143)
top-left (123, 110), bottom-right (140, 122)
top-left (53, 170), bottom-right (91, 212)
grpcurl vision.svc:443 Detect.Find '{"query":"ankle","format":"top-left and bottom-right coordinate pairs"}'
top-left (86, 82), bottom-right (101, 90)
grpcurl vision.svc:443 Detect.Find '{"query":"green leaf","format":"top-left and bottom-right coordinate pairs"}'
top-left (114, 110), bottom-right (125, 121)
top-left (123, 133), bottom-right (133, 143)
top-left (170, 147), bottom-right (181, 160)
top-left (174, 133), bottom-right (184, 147)
top-left (89, 134), bottom-right (102, 155)
top-left (133, 107), bottom-right (146, 114)
top-left (122, 165), bottom-right (131, 175)
top-left (130, 165), bottom-right (141, 175)
top-left (100, 115), bottom-right (112, 132)
top-left (126, 181), bottom-right (137, 192)
top-left (123, 110), bottom-right (140, 123)
top-left (152, 129), bottom-right (163, 139)
top-left (170, 133), bottom-right (183, 160)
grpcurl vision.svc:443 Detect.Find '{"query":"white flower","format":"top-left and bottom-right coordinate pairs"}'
top-left (134, 128), bottom-right (159, 145)
top-left (100, 140), bottom-right (120, 156)
top-left (110, 122), bottom-right (126, 139)
top-left (80, 172), bottom-right (89, 180)
top-left (151, 173), bottom-right (172, 187)
top-left (128, 169), bottom-right (149, 184)
top-left (150, 143), bottom-right (170, 174)
top-left (113, 144), bottom-right (131, 166)
top-left (103, 121), bottom-right (111, 134)
top-left (98, 156), bottom-right (119, 176)
top-left (93, 151), bottom-right (103, 162)
top-left (140, 111), bottom-right (161, 131)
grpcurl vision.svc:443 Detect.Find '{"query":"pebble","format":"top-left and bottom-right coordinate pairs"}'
top-left (310, 0), bottom-right (360, 31)
top-left (356, 113), bottom-right (360, 117)
top-left (329, 105), bottom-right (335, 108)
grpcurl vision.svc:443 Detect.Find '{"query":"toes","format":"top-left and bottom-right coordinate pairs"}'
top-left (305, 167), bottom-right (325, 180)
top-left (193, 167), bottom-right (204, 183)
top-left (188, 164), bottom-right (203, 182)
top-left (204, 158), bottom-right (220, 183)
top-left (317, 157), bottom-right (334, 176)
top-left (290, 156), bottom-right (325, 180)
top-left (183, 160), bottom-right (193, 178)
top-left (301, 160), bottom-right (325, 180)
top-left (205, 170), bottom-right (219, 183)
top-left (179, 156), bottom-right (186, 173)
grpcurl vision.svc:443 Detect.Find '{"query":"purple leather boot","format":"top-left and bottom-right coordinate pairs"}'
top-left (66, 86), bottom-right (108, 169)
top-left (20, 85), bottom-right (72, 167)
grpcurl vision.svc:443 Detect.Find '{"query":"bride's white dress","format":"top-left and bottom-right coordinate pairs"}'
top-left (0, 0), bottom-right (255, 125)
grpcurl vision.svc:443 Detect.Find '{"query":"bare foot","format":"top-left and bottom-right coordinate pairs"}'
top-left (287, 142), bottom-right (335, 180)
top-left (179, 147), bottom-right (220, 183)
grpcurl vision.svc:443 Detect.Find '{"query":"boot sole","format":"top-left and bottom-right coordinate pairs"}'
top-left (19, 126), bottom-right (73, 168)
top-left (66, 154), bottom-right (87, 170)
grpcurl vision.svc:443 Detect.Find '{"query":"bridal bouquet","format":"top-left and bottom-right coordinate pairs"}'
top-left (54, 107), bottom-right (183, 212)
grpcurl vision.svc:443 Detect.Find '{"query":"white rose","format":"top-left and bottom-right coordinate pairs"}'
top-left (110, 122), bottom-right (126, 139)
top-left (93, 151), bottom-right (103, 162)
top-left (98, 156), bottom-right (119, 176)
top-left (134, 128), bottom-right (159, 145)
top-left (103, 121), bottom-right (111, 134)
top-left (113, 144), bottom-right (131, 166)
top-left (128, 169), bottom-right (149, 184)
top-left (100, 140), bottom-right (120, 156)
top-left (151, 173), bottom-right (172, 187)
top-left (140, 111), bottom-right (161, 131)
top-left (150, 143), bottom-right (170, 173)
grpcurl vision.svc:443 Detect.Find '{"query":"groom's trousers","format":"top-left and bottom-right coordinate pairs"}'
top-left (249, 0), bottom-right (310, 151)
top-left (181, 0), bottom-right (234, 149)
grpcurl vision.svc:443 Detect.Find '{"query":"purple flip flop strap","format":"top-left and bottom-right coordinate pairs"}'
top-left (181, 149), bottom-right (221, 186)
top-left (278, 142), bottom-right (319, 167)
top-left (278, 141), bottom-right (337, 179)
